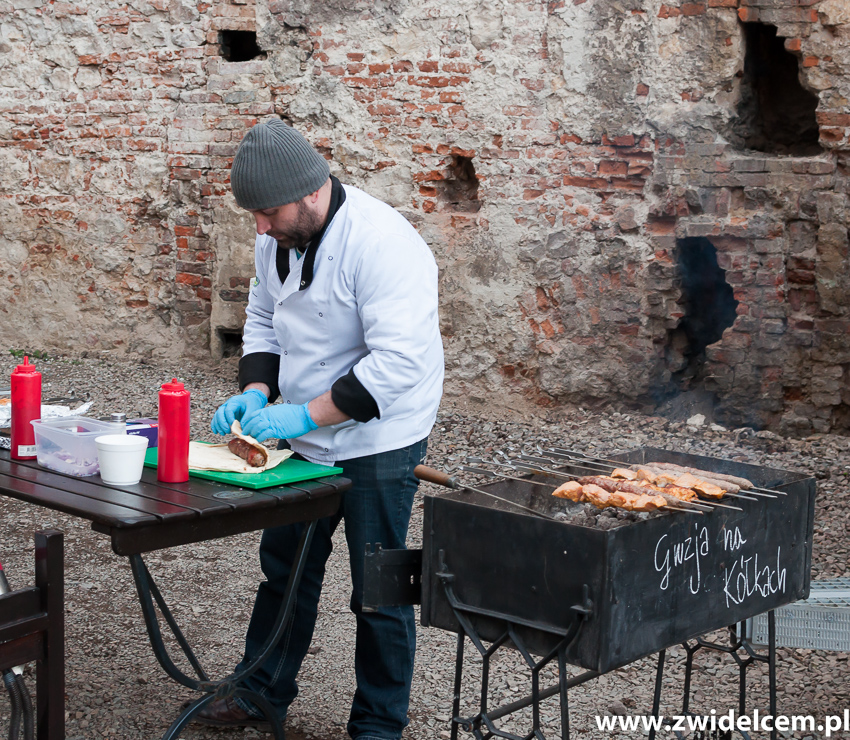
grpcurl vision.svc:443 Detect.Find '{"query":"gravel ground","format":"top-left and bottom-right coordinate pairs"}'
top-left (1, 353), bottom-right (849, 740)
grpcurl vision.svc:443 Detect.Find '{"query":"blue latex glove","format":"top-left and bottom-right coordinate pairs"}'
top-left (211, 389), bottom-right (268, 435)
top-left (240, 402), bottom-right (318, 442)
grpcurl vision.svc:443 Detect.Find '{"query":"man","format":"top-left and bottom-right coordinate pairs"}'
top-left (199, 118), bottom-right (444, 740)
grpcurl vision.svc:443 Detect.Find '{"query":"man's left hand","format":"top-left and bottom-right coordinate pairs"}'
top-left (240, 402), bottom-right (319, 442)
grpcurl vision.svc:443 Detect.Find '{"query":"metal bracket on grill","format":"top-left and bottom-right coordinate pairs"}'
top-left (362, 544), bottom-right (423, 612)
top-left (572, 584), bottom-right (594, 619)
top-left (434, 550), bottom-right (597, 740)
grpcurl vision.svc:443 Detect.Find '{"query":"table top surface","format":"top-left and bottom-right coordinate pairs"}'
top-left (0, 450), bottom-right (350, 555)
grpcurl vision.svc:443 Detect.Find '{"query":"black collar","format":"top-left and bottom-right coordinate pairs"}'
top-left (275, 175), bottom-right (346, 289)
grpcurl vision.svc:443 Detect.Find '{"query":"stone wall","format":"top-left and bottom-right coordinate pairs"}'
top-left (0, 0), bottom-right (848, 433)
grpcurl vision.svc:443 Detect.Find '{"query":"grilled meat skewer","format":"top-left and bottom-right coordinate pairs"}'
top-left (574, 476), bottom-right (713, 512)
top-left (553, 481), bottom-right (675, 513)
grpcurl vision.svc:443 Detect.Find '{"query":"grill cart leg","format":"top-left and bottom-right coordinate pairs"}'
top-left (558, 646), bottom-right (569, 740)
top-left (128, 518), bottom-right (318, 740)
top-left (670, 614), bottom-right (779, 740)
top-left (681, 641), bottom-right (700, 716)
top-left (439, 569), bottom-right (594, 740)
top-left (648, 649), bottom-right (666, 740)
top-left (768, 610), bottom-right (777, 740)
top-left (737, 625), bottom-right (749, 716)
top-left (451, 633), bottom-right (464, 740)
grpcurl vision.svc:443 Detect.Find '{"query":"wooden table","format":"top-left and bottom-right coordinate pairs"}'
top-left (0, 449), bottom-right (350, 739)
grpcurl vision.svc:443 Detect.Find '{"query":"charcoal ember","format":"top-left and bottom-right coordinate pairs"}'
top-left (595, 517), bottom-right (620, 530)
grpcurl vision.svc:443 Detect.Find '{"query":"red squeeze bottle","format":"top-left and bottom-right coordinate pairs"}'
top-left (11, 356), bottom-right (41, 460)
top-left (157, 378), bottom-right (190, 483)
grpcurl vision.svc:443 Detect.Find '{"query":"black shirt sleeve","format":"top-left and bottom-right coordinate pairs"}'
top-left (331, 368), bottom-right (380, 423)
top-left (238, 352), bottom-right (281, 403)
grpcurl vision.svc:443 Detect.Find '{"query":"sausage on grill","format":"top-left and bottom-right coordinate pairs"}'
top-left (581, 476), bottom-right (699, 503)
top-left (228, 438), bottom-right (266, 467)
top-left (633, 464), bottom-right (739, 494)
top-left (647, 462), bottom-right (754, 490)
top-left (577, 476), bottom-right (620, 492)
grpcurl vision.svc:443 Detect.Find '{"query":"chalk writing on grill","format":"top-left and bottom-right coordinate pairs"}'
top-left (653, 522), bottom-right (788, 607)
top-left (722, 547), bottom-right (787, 608)
top-left (654, 525), bottom-right (710, 593)
top-left (723, 526), bottom-right (747, 552)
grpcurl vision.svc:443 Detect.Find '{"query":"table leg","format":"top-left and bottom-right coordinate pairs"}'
top-left (128, 518), bottom-right (319, 740)
top-left (36, 530), bottom-right (65, 740)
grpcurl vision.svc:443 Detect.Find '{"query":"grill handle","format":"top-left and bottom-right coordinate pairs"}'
top-left (414, 465), bottom-right (459, 489)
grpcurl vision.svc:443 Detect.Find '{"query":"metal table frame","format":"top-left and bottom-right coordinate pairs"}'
top-left (130, 521), bottom-right (318, 739)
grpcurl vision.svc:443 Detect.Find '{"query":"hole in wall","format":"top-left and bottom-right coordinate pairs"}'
top-left (732, 23), bottom-right (821, 155)
top-left (653, 238), bottom-right (739, 421)
top-left (217, 328), bottom-right (243, 358)
top-left (437, 155), bottom-right (481, 213)
top-left (666, 237), bottom-right (739, 387)
top-left (219, 31), bottom-right (265, 63)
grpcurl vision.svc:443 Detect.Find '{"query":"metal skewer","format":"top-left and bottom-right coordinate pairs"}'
top-left (549, 446), bottom-right (787, 496)
top-left (462, 464), bottom-right (558, 489)
top-left (493, 452), bottom-right (598, 479)
top-left (494, 449), bottom-right (615, 478)
top-left (414, 465), bottom-right (560, 521)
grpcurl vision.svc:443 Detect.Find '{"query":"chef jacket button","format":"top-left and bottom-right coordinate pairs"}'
top-left (324, 448), bottom-right (329, 452)
top-left (320, 362), bottom-right (326, 366)
top-left (286, 400), bottom-right (291, 404)
top-left (283, 350), bottom-right (287, 355)
top-left (300, 280), bottom-right (306, 286)
top-left (278, 301), bottom-right (283, 306)
top-left (318, 312), bottom-right (323, 317)
top-left (328, 256), bottom-right (333, 260)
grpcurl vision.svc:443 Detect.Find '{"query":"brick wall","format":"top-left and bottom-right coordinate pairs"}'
top-left (0, 0), bottom-right (848, 433)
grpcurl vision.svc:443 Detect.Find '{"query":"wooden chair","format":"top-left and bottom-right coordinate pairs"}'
top-left (0, 530), bottom-right (64, 739)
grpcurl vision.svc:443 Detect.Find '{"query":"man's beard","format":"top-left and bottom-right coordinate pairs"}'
top-left (271, 201), bottom-right (324, 251)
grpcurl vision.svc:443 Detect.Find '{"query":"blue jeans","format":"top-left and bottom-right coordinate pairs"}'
top-left (236, 438), bottom-right (427, 740)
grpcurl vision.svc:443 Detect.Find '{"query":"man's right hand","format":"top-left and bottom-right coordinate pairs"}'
top-left (211, 389), bottom-right (268, 435)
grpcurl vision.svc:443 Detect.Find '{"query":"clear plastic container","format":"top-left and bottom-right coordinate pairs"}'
top-left (31, 416), bottom-right (125, 477)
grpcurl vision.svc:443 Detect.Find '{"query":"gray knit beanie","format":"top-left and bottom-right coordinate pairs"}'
top-left (231, 119), bottom-right (330, 210)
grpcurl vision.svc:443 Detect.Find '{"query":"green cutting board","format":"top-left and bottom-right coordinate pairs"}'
top-left (143, 446), bottom-right (343, 490)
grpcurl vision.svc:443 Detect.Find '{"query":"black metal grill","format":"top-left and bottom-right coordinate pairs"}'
top-left (421, 447), bottom-right (815, 672)
top-left (365, 446), bottom-right (816, 740)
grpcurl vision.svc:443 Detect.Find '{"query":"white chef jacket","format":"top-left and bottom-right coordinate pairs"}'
top-left (241, 185), bottom-right (444, 463)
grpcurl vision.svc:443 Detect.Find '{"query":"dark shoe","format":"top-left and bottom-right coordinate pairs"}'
top-left (183, 696), bottom-right (274, 731)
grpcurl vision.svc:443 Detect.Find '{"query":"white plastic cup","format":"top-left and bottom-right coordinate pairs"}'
top-left (95, 434), bottom-right (149, 485)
